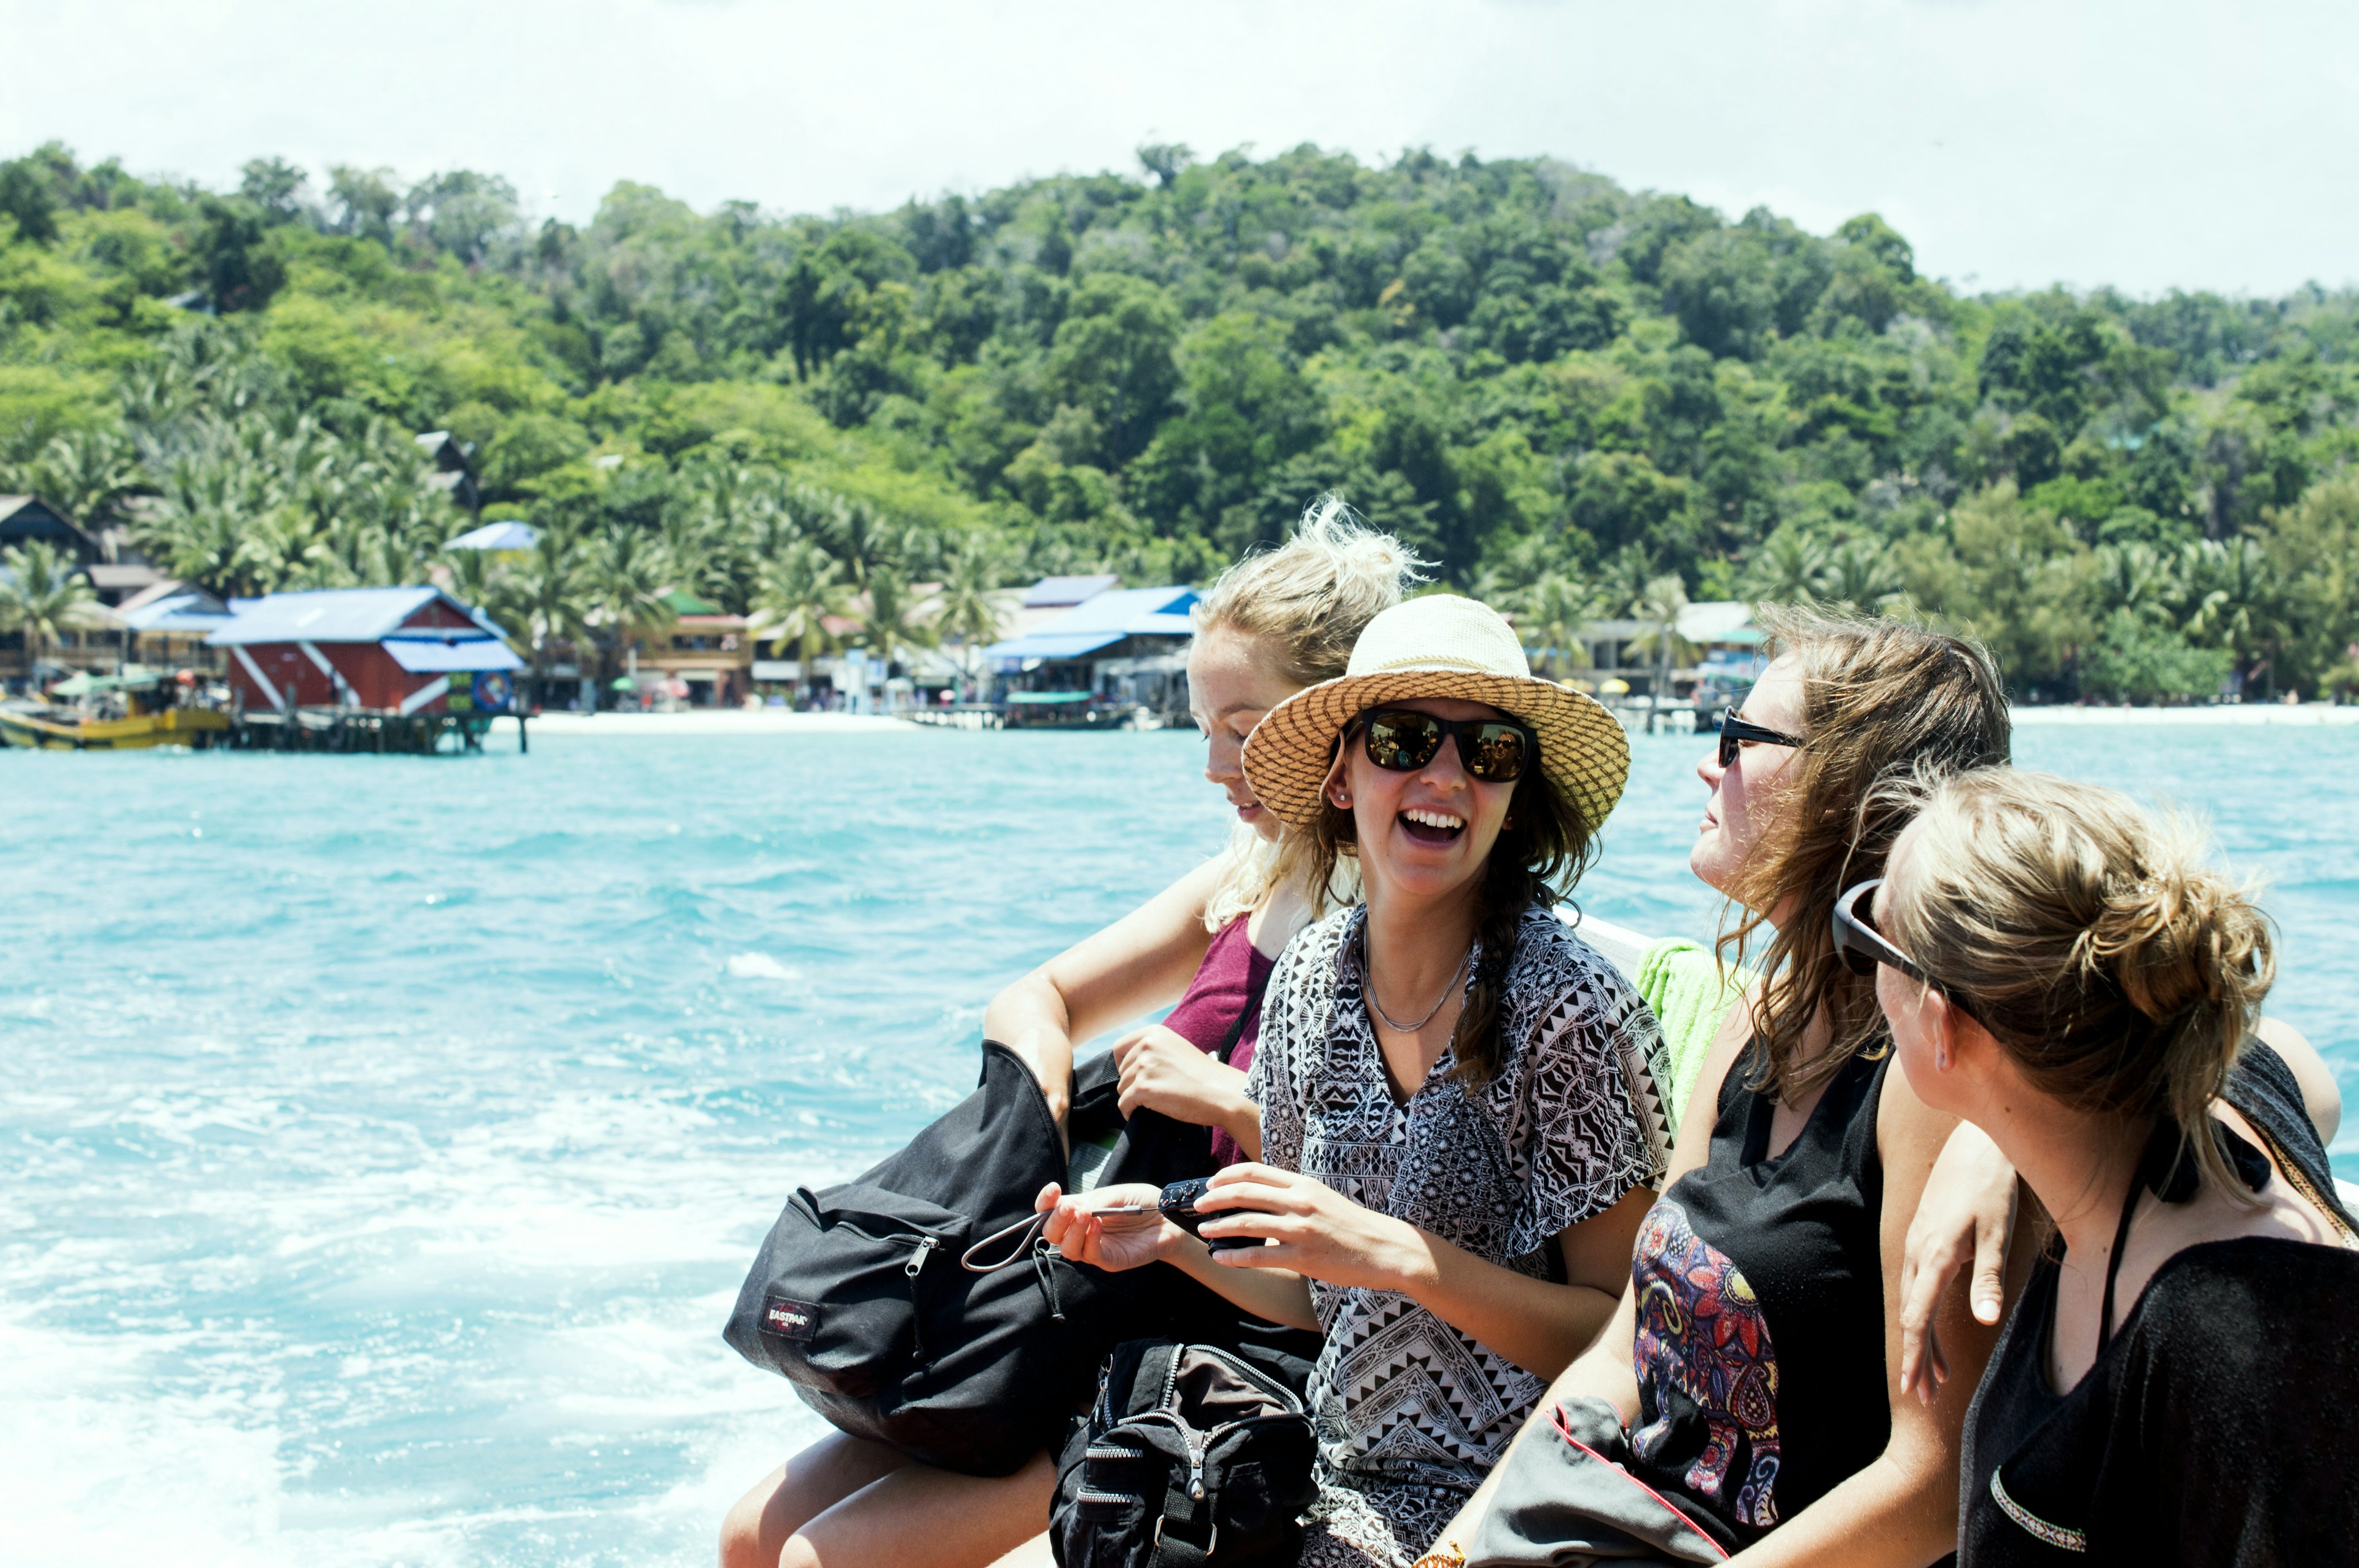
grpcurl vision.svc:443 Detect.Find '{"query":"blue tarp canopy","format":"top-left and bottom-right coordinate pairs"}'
top-left (1004, 690), bottom-right (1093, 704)
top-left (385, 638), bottom-right (526, 674)
top-left (979, 629), bottom-right (1126, 662)
top-left (980, 585), bottom-right (1201, 664)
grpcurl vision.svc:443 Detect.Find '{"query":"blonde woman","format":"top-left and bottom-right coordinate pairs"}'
top-left (1861, 771), bottom-right (2357, 1564)
top-left (718, 499), bottom-right (1424, 1568)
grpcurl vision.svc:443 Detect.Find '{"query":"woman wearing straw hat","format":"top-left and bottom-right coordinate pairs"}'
top-left (1044, 593), bottom-right (1672, 1568)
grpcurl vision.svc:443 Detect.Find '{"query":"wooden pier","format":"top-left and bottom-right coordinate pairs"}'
top-left (226, 708), bottom-right (526, 755)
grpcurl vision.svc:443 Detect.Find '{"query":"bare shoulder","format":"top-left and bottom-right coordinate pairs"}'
top-left (1874, 1047), bottom-right (1959, 1193)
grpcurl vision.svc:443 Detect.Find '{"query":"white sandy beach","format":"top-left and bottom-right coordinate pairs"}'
top-left (522, 710), bottom-right (912, 736)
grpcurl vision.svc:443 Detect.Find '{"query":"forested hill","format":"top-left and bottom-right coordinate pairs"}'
top-left (2, 141), bottom-right (2356, 700)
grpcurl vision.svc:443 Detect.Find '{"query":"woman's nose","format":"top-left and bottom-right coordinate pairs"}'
top-left (1696, 752), bottom-right (1723, 789)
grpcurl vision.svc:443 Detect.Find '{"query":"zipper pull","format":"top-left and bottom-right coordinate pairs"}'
top-left (905, 1236), bottom-right (939, 1366)
top-left (1187, 1437), bottom-right (1207, 1502)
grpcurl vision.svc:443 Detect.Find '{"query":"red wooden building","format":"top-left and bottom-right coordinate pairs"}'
top-left (209, 587), bottom-right (525, 715)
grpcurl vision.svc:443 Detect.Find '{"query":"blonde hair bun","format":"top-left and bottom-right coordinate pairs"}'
top-left (1892, 770), bottom-right (2274, 1193)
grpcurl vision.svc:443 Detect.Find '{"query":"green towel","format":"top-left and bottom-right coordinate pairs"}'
top-left (1634, 938), bottom-right (1750, 1137)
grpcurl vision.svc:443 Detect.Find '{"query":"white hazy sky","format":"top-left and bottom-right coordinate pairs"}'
top-left (6, 0), bottom-right (2355, 297)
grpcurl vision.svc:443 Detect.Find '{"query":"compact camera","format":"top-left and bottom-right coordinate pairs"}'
top-left (1157, 1176), bottom-right (1262, 1252)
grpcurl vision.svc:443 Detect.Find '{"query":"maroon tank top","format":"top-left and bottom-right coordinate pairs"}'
top-left (1159, 915), bottom-right (1277, 1166)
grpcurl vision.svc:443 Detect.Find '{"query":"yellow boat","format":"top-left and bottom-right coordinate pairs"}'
top-left (0, 668), bottom-right (232, 750)
top-left (0, 704), bottom-right (230, 749)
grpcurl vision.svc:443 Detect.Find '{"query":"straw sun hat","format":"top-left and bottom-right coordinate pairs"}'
top-left (1241, 593), bottom-right (1630, 833)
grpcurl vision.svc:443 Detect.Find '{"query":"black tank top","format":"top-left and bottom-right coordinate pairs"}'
top-left (1626, 1038), bottom-right (1892, 1548)
top-left (1960, 1043), bottom-right (2359, 1564)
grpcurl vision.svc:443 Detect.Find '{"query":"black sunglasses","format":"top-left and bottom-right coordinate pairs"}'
top-left (1832, 878), bottom-right (1979, 1022)
top-left (1718, 712), bottom-right (1808, 770)
top-left (1352, 708), bottom-right (1536, 784)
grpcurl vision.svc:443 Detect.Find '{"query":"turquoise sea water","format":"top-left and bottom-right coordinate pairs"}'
top-left (6, 725), bottom-right (2353, 1566)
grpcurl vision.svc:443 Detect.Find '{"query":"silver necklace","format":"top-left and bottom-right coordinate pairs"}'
top-left (1364, 931), bottom-right (1473, 1034)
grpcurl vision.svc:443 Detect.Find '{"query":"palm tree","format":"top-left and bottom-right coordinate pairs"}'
top-left (1819, 538), bottom-right (1905, 612)
top-left (513, 529), bottom-right (596, 696)
top-left (749, 539), bottom-right (851, 706)
top-left (933, 533), bottom-right (1011, 699)
top-left (2, 429), bottom-right (146, 536)
top-left (1737, 528), bottom-right (1830, 607)
top-left (1625, 573), bottom-right (1700, 732)
top-left (1515, 573), bottom-right (1597, 680)
top-left (0, 541), bottom-right (103, 690)
top-left (859, 568), bottom-right (941, 708)
top-left (587, 525), bottom-right (678, 685)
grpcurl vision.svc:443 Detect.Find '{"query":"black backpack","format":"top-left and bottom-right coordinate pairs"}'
top-left (725, 1040), bottom-right (1261, 1476)
top-left (1050, 1337), bottom-right (1319, 1568)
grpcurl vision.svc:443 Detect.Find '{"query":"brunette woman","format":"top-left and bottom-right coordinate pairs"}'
top-left (1046, 593), bottom-right (1672, 1568)
top-left (1426, 607), bottom-right (2014, 1568)
top-left (718, 501), bottom-right (1423, 1568)
top-left (1863, 771), bottom-right (2357, 1565)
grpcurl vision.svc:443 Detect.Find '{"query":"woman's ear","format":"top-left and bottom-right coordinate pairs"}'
top-left (1321, 747), bottom-right (1352, 810)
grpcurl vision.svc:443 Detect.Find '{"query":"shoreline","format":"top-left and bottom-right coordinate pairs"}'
top-left (512, 704), bottom-right (2359, 738)
top-left (522, 711), bottom-right (913, 736)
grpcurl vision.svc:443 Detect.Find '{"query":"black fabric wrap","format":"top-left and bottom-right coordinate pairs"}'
top-left (1465, 1397), bottom-right (1732, 1566)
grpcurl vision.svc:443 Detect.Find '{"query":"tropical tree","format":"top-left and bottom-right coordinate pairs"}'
top-left (1738, 528), bottom-right (1830, 607)
top-left (511, 528), bottom-right (595, 692)
top-left (858, 568), bottom-right (941, 708)
top-left (1625, 572), bottom-right (1699, 730)
top-left (1514, 573), bottom-right (1597, 679)
top-left (1819, 537), bottom-right (1906, 612)
top-left (749, 539), bottom-right (851, 704)
top-left (587, 524), bottom-right (677, 681)
top-left (1, 429), bottom-right (146, 534)
top-left (933, 533), bottom-right (1011, 698)
top-left (0, 541), bottom-right (102, 687)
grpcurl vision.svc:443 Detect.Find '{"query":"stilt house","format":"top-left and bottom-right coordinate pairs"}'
top-left (209, 586), bottom-right (523, 716)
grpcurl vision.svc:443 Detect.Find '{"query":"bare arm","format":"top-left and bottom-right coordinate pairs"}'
top-left (981, 857), bottom-right (1223, 1124)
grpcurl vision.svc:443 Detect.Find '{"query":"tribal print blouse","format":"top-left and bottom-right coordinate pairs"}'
top-left (1247, 902), bottom-right (1672, 1568)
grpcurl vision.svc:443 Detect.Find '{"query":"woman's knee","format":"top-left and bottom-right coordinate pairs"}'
top-left (717, 1469), bottom-right (783, 1568)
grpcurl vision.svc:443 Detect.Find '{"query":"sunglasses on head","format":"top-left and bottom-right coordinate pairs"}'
top-left (1832, 878), bottom-right (1980, 1023)
top-left (1350, 708), bottom-right (1536, 784)
top-left (1718, 712), bottom-right (1808, 770)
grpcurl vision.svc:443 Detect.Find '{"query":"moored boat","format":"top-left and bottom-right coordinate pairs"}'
top-left (0, 668), bottom-right (232, 750)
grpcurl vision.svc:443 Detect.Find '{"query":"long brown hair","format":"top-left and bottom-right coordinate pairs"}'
top-left (1888, 771), bottom-right (2274, 1197)
top-left (1724, 606), bottom-right (2011, 1102)
top-left (1305, 728), bottom-right (1596, 1085)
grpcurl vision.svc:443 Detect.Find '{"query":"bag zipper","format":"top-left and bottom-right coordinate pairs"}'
top-left (902, 1235), bottom-right (939, 1363)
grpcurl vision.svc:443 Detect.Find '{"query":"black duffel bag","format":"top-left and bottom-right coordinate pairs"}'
top-left (1050, 1337), bottom-right (1318, 1568)
top-left (727, 1039), bottom-right (1246, 1476)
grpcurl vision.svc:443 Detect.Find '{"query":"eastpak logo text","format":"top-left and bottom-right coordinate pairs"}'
top-left (762, 1295), bottom-right (819, 1342)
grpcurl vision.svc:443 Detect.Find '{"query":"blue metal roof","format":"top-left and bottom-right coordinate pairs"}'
top-left (449, 519), bottom-right (539, 552)
top-left (1041, 585), bottom-right (1199, 634)
top-left (1021, 573), bottom-right (1119, 608)
top-left (117, 593), bottom-right (235, 634)
top-left (208, 587), bottom-right (484, 647)
top-left (386, 638), bottom-right (526, 674)
top-left (980, 628), bottom-right (1127, 662)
